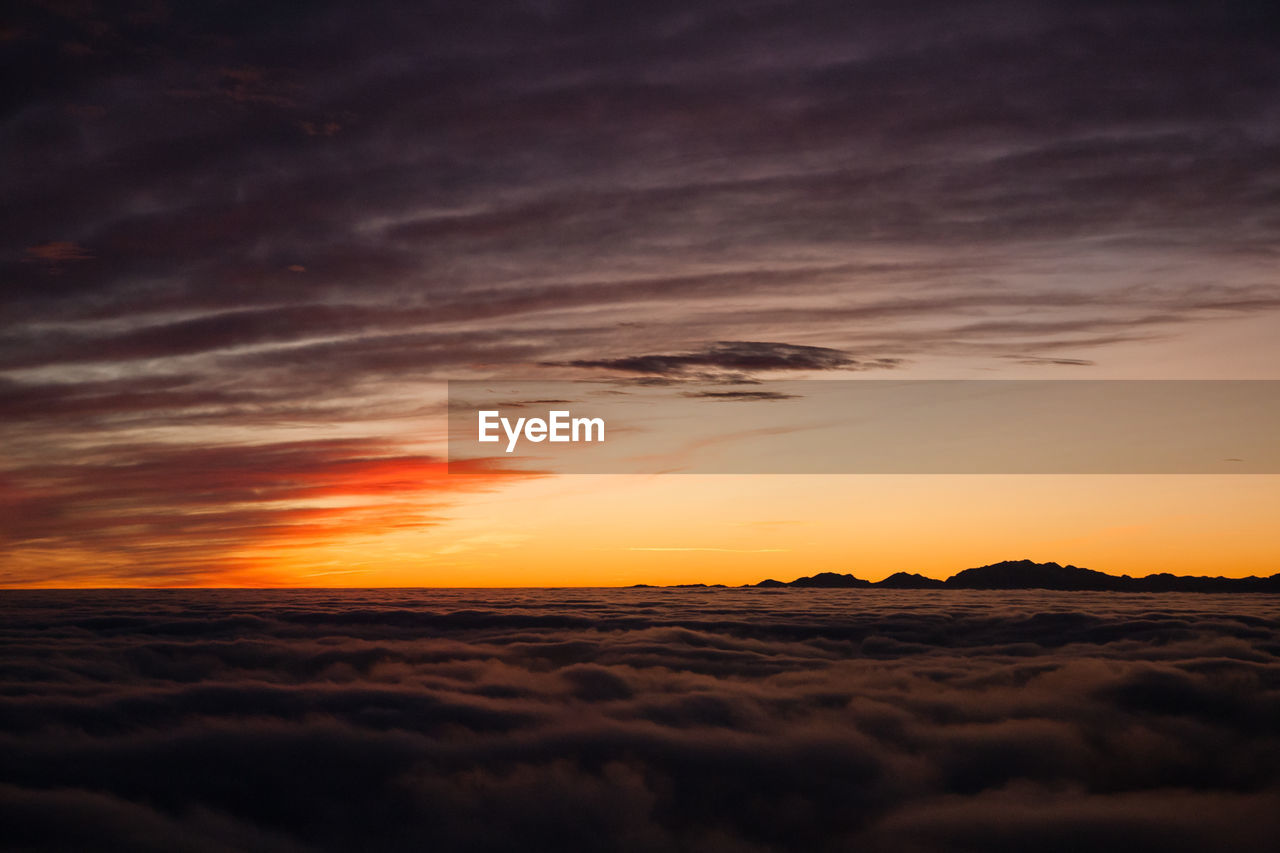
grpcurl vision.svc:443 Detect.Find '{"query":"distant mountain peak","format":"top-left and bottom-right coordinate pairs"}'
top-left (777, 571), bottom-right (872, 588)
top-left (877, 572), bottom-right (945, 589)
top-left (945, 559), bottom-right (1112, 590)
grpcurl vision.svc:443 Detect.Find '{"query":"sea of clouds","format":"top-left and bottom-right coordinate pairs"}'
top-left (1, 588), bottom-right (1277, 852)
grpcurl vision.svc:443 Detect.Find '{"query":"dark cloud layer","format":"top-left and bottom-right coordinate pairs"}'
top-left (0, 589), bottom-right (1277, 851)
top-left (4, 0), bottom-right (1279, 376)
top-left (560, 341), bottom-right (896, 377)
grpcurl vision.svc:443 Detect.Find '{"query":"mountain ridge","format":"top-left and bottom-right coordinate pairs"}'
top-left (659, 560), bottom-right (1280, 592)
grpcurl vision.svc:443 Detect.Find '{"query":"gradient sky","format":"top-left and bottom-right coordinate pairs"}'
top-left (3, 0), bottom-right (1279, 587)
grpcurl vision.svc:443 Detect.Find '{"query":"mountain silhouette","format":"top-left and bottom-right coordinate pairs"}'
top-left (739, 560), bottom-right (1280, 592)
top-left (945, 559), bottom-right (1115, 590)
top-left (876, 571), bottom-right (945, 589)
top-left (785, 572), bottom-right (873, 588)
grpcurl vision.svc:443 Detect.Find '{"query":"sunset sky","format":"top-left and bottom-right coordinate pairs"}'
top-left (3, 0), bottom-right (1279, 587)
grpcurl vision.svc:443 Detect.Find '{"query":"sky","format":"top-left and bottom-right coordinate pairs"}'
top-left (3, 0), bottom-right (1280, 587)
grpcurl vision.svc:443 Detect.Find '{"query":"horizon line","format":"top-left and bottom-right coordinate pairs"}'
top-left (5, 559), bottom-right (1278, 592)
